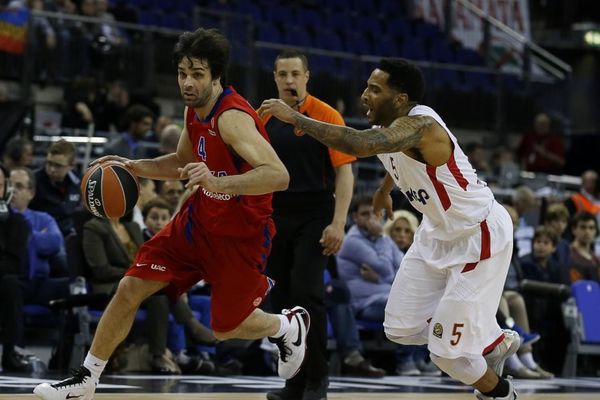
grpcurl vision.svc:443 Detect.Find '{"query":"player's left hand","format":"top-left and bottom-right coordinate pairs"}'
top-left (178, 162), bottom-right (219, 192)
top-left (320, 222), bottom-right (345, 256)
top-left (257, 99), bottom-right (297, 124)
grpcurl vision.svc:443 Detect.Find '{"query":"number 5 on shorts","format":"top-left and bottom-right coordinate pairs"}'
top-left (450, 323), bottom-right (464, 346)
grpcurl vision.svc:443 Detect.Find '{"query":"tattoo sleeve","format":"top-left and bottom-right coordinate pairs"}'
top-left (292, 112), bottom-right (434, 157)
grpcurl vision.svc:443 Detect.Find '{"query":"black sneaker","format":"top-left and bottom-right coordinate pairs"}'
top-left (303, 378), bottom-right (328, 400)
top-left (2, 349), bottom-right (34, 373)
top-left (266, 385), bottom-right (303, 400)
top-left (33, 366), bottom-right (96, 400)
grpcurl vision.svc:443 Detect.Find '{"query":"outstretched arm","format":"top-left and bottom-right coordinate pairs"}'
top-left (258, 99), bottom-right (434, 157)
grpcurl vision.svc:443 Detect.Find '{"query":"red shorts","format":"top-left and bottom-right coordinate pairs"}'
top-left (125, 209), bottom-right (276, 332)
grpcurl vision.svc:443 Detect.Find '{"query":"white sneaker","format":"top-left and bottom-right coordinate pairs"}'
top-left (484, 329), bottom-right (520, 377)
top-left (33, 366), bottom-right (96, 400)
top-left (474, 376), bottom-right (518, 399)
top-left (268, 306), bottom-right (310, 379)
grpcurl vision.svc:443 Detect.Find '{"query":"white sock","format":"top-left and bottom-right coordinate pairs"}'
top-left (270, 314), bottom-right (291, 339)
top-left (505, 354), bottom-right (525, 371)
top-left (519, 352), bottom-right (538, 369)
top-left (83, 352), bottom-right (107, 381)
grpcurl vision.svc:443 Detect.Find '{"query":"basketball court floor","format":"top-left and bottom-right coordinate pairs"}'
top-left (1, 374), bottom-right (600, 399)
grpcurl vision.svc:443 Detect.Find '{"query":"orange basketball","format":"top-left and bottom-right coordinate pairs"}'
top-left (80, 160), bottom-right (139, 219)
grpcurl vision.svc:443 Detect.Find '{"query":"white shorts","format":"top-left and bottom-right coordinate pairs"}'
top-left (384, 201), bottom-right (513, 359)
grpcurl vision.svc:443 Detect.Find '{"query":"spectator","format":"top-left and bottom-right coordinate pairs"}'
top-left (543, 202), bottom-right (571, 268)
top-left (512, 186), bottom-right (538, 257)
top-left (565, 170), bottom-right (600, 226)
top-left (154, 115), bottom-right (174, 140)
top-left (0, 162), bottom-right (38, 372)
top-left (465, 142), bottom-right (491, 179)
top-left (104, 104), bottom-right (155, 159)
top-left (2, 136), bottom-right (34, 170)
top-left (158, 179), bottom-right (184, 211)
top-left (520, 225), bottom-right (570, 375)
top-left (29, 140), bottom-right (82, 237)
top-left (159, 124), bottom-right (181, 155)
top-left (132, 177), bottom-right (157, 230)
top-left (337, 197), bottom-right (413, 375)
top-left (517, 112), bottom-right (565, 174)
top-left (491, 147), bottom-right (520, 188)
top-left (83, 214), bottom-right (198, 373)
top-left (323, 262), bottom-right (385, 378)
top-left (568, 211), bottom-right (600, 283)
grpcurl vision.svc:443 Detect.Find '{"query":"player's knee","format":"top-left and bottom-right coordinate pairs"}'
top-left (430, 353), bottom-right (487, 385)
top-left (114, 277), bottom-right (151, 309)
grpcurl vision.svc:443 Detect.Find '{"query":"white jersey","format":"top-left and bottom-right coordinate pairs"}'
top-left (378, 105), bottom-right (494, 241)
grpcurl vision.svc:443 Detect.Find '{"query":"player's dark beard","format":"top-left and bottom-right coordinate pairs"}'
top-left (184, 86), bottom-right (213, 108)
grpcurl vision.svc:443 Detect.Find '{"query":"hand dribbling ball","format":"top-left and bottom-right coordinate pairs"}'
top-left (81, 161), bottom-right (139, 219)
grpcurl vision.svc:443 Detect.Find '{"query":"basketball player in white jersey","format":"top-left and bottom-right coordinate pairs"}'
top-left (259, 58), bottom-right (520, 400)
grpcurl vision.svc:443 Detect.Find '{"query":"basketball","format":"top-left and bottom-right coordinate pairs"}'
top-left (80, 161), bottom-right (139, 219)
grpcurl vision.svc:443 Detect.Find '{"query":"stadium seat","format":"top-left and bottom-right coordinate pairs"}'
top-left (282, 26), bottom-right (314, 48)
top-left (562, 280), bottom-right (600, 377)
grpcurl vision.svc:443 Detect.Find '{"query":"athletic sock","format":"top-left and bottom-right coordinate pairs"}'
top-left (270, 314), bottom-right (291, 339)
top-left (482, 377), bottom-right (510, 398)
top-left (519, 352), bottom-right (538, 369)
top-left (83, 352), bottom-right (107, 381)
top-left (505, 354), bottom-right (525, 371)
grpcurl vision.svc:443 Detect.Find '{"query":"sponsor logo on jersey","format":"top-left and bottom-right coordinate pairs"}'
top-left (150, 264), bottom-right (166, 272)
top-left (433, 323), bottom-right (443, 339)
top-left (201, 187), bottom-right (238, 201)
top-left (405, 188), bottom-right (430, 205)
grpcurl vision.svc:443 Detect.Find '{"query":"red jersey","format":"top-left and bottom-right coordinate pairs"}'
top-left (184, 86), bottom-right (273, 237)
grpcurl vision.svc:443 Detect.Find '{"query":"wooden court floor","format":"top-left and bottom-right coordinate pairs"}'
top-left (4, 394), bottom-right (600, 399)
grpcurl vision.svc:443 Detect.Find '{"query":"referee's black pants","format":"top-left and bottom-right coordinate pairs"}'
top-left (267, 201), bottom-right (333, 389)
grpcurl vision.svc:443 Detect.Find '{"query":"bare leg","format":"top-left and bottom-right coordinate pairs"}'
top-left (473, 367), bottom-right (500, 393)
top-left (213, 308), bottom-right (281, 341)
top-left (90, 276), bottom-right (168, 360)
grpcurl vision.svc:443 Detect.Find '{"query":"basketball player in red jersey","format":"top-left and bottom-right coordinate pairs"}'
top-left (34, 28), bottom-right (309, 400)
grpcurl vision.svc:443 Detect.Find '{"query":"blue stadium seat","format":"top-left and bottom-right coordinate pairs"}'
top-left (282, 26), bottom-right (314, 48)
top-left (562, 280), bottom-right (600, 377)
top-left (137, 9), bottom-right (160, 27)
top-left (264, 5), bottom-right (296, 25)
top-left (401, 39), bottom-right (427, 60)
top-left (256, 24), bottom-right (282, 43)
top-left (456, 48), bottom-right (485, 66)
top-left (161, 12), bottom-right (183, 29)
top-left (572, 280), bottom-right (600, 343)
top-left (326, 12), bottom-right (355, 34)
top-left (236, 2), bottom-right (264, 23)
top-left (315, 29), bottom-right (344, 51)
top-left (387, 18), bottom-right (411, 40)
top-left (429, 40), bottom-right (455, 63)
top-left (358, 16), bottom-right (383, 37)
top-left (374, 36), bottom-right (400, 57)
top-left (310, 54), bottom-right (336, 75)
top-left (345, 32), bottom-right (373, 55)
top-left (296, 8), bottom-right (324, 30)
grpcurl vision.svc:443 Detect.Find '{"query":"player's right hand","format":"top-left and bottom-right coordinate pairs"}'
top-left (373, 187), bottom-right (393, 220)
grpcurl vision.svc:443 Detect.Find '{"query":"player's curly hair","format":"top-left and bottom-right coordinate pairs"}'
top-left (173, 28), bottom-right (230, 85)
top-left (379, 58), bottom-right (426, 103)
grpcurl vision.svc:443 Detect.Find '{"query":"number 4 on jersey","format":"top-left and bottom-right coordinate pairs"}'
top-left (197, 136), bottom-right (207, 161)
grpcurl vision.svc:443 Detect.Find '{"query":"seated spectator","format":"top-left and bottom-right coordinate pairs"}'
top-left (568, 211), bottom-right (600, 283)
top-left (464, 142), bottom-right (491, 179)
top-left (159, 124), bottom-right (181, 155)
top-left (29, 139), bottom-right (82, 237)
top-left (517, 112), bottom-right (566, 174)
top-left (383, 209), bottom-right (440, 377)
top-left (491, 147), bottom-right (520, 188)
top-left (159, 179), bottom-right (185, 211)
top-left (324, 263), bottom-right (385, 378)
top-left (565, 170), bottom-right (600, 226)
top-left (103, 104), bottom-right (155, 159)
top-left (520, 225), bottom-right (570, 374)
top-left (2, 136), bottom-right (34, 170)
top-left (83, 214), bottom-right (179, 373)
top-left (337, 196), bottom-right (410, 375)
top-left (141, 197), bottom-right (172, 241)
top-left (10, 167), bottom-right (71, 301)
top-left (543, 202), bottom-right (571, 268)
top-left (0, 162), bottom-right (40, 372)
top-left (132, 177), bottom-right (157, 230)
top-left (513, 186), bottom-right (538, 257)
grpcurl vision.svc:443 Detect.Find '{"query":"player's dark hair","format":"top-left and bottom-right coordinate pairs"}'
top-left (378, 58), bottom-right (426, 103)
top-left (274, 49), bottom-right (309, 72)
top-left (173, 28), bottom-right (230, 85)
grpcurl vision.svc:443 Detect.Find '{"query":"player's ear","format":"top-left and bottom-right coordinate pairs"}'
top-left (394, 93), bottom-right (408, 108)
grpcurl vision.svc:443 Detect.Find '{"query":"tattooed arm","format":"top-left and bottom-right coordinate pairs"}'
top-left (258, 98), bottom-right (434, 157)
